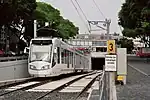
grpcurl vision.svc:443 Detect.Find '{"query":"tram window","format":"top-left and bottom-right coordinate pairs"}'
top-left (61, 49), bottom-right (67, 64)
top-left (61, 49), bottom-right (64, 63)
top-left (52, 57), bottom-right (56, 67)
top-left (57, 47), bottom-right (60, 63)
top-left (32, 40), bottom-right (52, 45)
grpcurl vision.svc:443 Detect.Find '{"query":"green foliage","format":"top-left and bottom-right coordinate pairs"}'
top-left (117, 38), bottom-right (134, 53)
top-left (34, 2), bottom-right (79, 39)
top-left (35, 2), bottom-right (61, 23)
top-left (0, 0), bottom-right (37, 53)
top-left (122, 28), bottom-right (136, 38)
top-left (118, 0), bottom-right (150, 46)
top-left (0, 0), bottom-right (37, 26)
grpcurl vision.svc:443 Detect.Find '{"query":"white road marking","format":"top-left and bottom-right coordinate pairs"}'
top-left (128, 64), bottom-right (149, 76)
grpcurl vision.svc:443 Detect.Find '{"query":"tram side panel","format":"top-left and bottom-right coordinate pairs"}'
top-left (74, 54), bottom-right (80, 71)
top-left (74, 54), bottom-right (89, 71)
top-left (83, 57), bottom-right (90, 71)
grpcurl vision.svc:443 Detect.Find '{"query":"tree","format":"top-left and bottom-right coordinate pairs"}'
top-left (0, 0), bottom-right (37, 53)
top-left (0, 0), bottom-right (36, 30)
top-left (117, 38), bottom-right (134, 53)
top-left (118, 0), bottom-right (150, 47)
top-left (34, 2), bottom-right (79, 39)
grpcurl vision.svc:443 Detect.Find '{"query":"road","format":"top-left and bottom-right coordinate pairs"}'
top-left (128, 60), bottom-right (150, 76)
top-left (117, 60), bottom-right (150, 100)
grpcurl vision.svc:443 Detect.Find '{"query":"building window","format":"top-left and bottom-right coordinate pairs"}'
top-left (81, 41), bottom-right (84, 46)
top-left (72, 41), bottom-right (76, 45)
top-left (85, 41), bottom-right (88, 46)
top-left (89, 42), bottom-right (92, 46)
top-left (92, 41), bottom-right (96, 46)
top-left (104, 41), bottom-right (107, 46)
top-left (77, 41), bottom-right (80, 46)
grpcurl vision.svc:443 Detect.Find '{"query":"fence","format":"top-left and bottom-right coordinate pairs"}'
top-left (0, 56), bottom-right (27, 62)
top-left (99, 70), bottom-right (117, 100)
top-left (99, 70), bottom-right (108, 100)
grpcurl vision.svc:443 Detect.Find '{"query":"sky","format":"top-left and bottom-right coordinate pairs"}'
top-left (41, 0), bottom-right (125, 34)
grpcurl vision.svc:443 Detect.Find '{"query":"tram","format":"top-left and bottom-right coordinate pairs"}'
top-left (28, 37), bottom-right (90, 77)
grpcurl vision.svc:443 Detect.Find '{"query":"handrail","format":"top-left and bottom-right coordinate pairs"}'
top-left (99, 70), bottom-right (105, 100)
top-left (0, 56), bottom-right (28, 62)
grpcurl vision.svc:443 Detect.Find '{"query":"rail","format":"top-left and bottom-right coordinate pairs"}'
top-left (0, 56), bottom-right (28, 62)
top-left (99, 70), bottom-right (107, 100)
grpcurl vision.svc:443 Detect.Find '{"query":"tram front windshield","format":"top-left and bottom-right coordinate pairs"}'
top-left (30, 40), bottom-right (52, 63)
top-left (30, 51), bottom-right (50, 62)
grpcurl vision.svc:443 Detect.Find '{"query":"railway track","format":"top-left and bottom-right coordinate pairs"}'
top-left (34, 71), bottom-right (102, 100)
top-left (70, 74), bottom-right (100, 100)
top-left (0, 78), bottom-right (51, 97)
top-left (0, 72), bottom-right (91, 100)
top-left (0, 77), bottom-right (40, 89)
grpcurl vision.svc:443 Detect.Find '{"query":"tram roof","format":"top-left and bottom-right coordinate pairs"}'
top-left (31, 37), bottom-right (63, 40)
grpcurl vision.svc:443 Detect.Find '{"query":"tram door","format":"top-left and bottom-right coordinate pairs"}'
top-left (52, 47), bottom-right (57, 67)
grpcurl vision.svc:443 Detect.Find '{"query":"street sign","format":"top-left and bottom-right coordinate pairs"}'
top-left (105, 54), bottom-right (117, 71)
top-left (107, 40), bottom-right (116, 54)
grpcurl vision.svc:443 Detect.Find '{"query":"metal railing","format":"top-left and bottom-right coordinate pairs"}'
top-left (0, 56), bottom-right (27, 62)
top-left (99, 70), bottom-right (107, 100)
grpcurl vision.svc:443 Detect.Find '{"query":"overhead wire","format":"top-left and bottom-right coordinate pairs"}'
top-left (92, 0), bottom-right (106, 19)
top-left (74, 0), bottom-right (107, 33)
top-left (74, 0), bottom-right (89, 22)
top-left (70, 0), bottom-right (90, 33)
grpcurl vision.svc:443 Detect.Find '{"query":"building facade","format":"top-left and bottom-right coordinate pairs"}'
top-left (66, 33), bottom-right (122, 52)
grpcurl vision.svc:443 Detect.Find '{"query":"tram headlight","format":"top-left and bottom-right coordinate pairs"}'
top-left (41, 65), bottom-right (49, 70)
top-left (30, 65), bottom-right (36, 69)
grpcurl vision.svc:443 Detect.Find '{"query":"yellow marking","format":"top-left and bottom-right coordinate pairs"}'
top-left (117, 76), bottom-right (124, 81)
top-left (107, 40), bottom-right (116, 54)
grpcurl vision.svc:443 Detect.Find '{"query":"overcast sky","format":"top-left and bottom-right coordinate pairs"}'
top-left (41, 0), bottom-right (125, 34)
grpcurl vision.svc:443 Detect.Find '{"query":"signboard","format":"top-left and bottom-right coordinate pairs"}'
top-left (107, 40), bottom-right (116, 54)
top-left (117, 76), bottom-right (124, 81)
top-left (105, 55), bottom-right (117, 71)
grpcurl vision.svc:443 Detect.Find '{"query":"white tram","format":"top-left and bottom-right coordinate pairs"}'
top-left (28, 37), bottom-right (90, 77)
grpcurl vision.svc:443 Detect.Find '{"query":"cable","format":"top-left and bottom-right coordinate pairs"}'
top-left (74, 0), bottom-right (89, 21)
top-left (92, 0), bottom-right (106, 19)
top-left (70, 0), bottom-right (90, 33)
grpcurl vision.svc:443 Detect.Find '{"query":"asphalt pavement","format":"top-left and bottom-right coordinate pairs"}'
top-left (117, 61), bottom-right (150, 100)
top-left (128, 60), bottom-right (150, 75)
